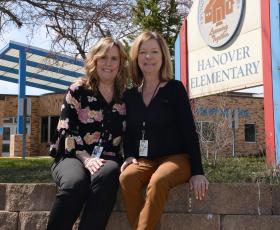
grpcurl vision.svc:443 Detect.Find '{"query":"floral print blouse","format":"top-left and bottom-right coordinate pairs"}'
top-left (49, 81), bottom-right (126, 160)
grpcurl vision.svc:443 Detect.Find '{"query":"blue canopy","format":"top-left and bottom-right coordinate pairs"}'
top-left (0, 40), bottom-right (84, 93)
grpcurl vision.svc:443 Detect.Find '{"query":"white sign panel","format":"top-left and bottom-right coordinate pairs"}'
top-left (188, 0), bottom-right (263, 98)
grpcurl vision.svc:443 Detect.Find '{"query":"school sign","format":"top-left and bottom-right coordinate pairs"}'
top-left (175, 0), bottom-right (280, 166)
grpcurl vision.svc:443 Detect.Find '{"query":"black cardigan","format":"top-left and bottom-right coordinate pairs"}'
top-left (123, 79), bottom-right (204, 175)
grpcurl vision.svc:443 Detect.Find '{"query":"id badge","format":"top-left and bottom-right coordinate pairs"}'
top-left (139, 140), bottom-right (148, 157)
top-left (92, 146), bottom-right (104, 158)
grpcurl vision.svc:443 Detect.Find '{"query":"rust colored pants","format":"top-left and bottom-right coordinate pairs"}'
top-left (119, 153), bottom-right (191, 230)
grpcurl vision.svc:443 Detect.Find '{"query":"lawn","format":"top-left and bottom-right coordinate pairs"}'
top-left (203, 156), bottom-right (280, 184)
top-left (0, 157), bottom-right (53, 183)
top-left (0, 156), bottom-right (279, 183)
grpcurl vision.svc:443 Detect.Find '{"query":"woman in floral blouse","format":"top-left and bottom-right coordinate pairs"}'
top-left (47, 37), bottom-right (128, 230)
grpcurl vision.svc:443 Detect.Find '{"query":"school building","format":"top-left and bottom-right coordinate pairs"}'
top-left (193, 92), bottom-right (265, 157)
top-left (0, 39), bottom-right (86, 157)
top-left (0, 91), bottom-right (265, 157)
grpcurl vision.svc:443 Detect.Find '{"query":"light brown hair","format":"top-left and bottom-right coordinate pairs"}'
top-left (84, 37), bottom-right (128, 101)
top-left (130, 31), bottom-right (173, 86)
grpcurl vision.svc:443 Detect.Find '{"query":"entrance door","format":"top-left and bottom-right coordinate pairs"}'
top-left (2, 124), bottom-right (16, 157)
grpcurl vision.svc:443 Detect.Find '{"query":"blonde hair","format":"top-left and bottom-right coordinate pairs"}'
top-left (84, 37), bottom-right (128, 101)
top-left (130, 31), bottom-right (173, 86)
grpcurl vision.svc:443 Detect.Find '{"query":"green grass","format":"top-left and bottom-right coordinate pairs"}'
top-left (0, 156), bottom-right (279, 184)
top-left (0, 157), bottom-right (53, 183)
top-left (203, 156), bottom-right (280, 184)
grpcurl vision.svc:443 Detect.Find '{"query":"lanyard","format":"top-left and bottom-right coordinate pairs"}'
top-left (92, 111), bottom-right (109, 157)
top-left (97, 122), bottom-right (104, 147)
top-left (141, 122), bottom-right (146, 140)
top-left (141, 81), bottom-right (161, 105)
top-left (96, 108), bottom-right (109, 147)
top-left (140, 81), bottom-right (161, 140)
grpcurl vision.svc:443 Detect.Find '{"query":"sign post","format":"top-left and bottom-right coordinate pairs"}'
top-left (228, 109), bottom-right (239, 157)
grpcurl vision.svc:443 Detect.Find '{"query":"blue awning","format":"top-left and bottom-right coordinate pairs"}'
top-left (0, 41), bottom-right (84, 93)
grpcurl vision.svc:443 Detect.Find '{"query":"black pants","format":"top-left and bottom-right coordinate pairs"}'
top-left (47, 157), bottom-right (120, 230)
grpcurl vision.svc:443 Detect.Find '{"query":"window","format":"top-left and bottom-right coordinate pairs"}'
top-left (3, 116), bottom-right (30, 124)
top-left (40, 116), bottom-right (60, 143)
top-left (26, 117), bottom-right (31, 123)
top-left (3, 117), bottom-right (13, 124)
top-left (196, 121), bottom-right (215, 142)
top-left (2, 144), bottom-right (10, 153)
top-left (245, 124), bottom-right (256, 142)
top-left (41, 117), bottom-right (49, 143)
top-left (50, 116), bottom-right (59, 139)
top-left (3, 127), bottom-right (11, 141)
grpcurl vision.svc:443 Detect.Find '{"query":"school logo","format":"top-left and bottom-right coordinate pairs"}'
top-left (198, 0), bottom-right (244, 47)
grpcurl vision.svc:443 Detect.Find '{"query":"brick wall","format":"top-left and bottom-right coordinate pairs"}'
top-left (0, 183), bottom-right (279, 230)
top-left (0, 93), bottom-right (265, 157)
top-left (0, 93), bottom-right (65, 156)
top-left (3, 97), bottom-right (18, 117)
top-left (9, 134), bottom-right (31, 157)
top-left (29, 97), bottom-right (40, 156)
top-left (0, 96), bottom-right (40, 156)
top-left (0, 99), bottom-right (4, 155)
top-left (193, 94), bottom-right (265, 156)
top-left (39, 93), bottom-right (64, 116)
top-left (39, 93), bottom-right (64, 155)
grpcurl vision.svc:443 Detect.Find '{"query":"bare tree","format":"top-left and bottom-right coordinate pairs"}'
top-left (176, 0), bottom-right (193, 18)
top-left (0, 0), bottom-right (135, 58)
top-left (0, 0), bottom-right (195, 58)
top-left (193, 94), bottom-right (233, 164)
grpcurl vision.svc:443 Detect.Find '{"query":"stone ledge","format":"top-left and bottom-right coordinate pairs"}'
top-left (18, 211), bottom-right (50, 230)
top-left (1, 183), bottom-right (280, 230)
top-left (0, 211), bottom-right (18, 230)
top-left (272, 185), bottom-right (280, 214)
top-left (107, 213), bottom-right (221, 230)
top-left (159, 213), bottom-right (220, 230)
top-left (0, 183), bottom-right (279, 215)
top-left (106, 212), bottom-right (130, 230)
top-left (221, 215), bottom-right (280, 230)
top-left (0, 184), bottom-right (6, 210)
top-left (2, 211), bottom-right (280, 230)
top-left (181, 183), bottom-right (272, 215)
top-left (4, 183), bottom-right (56, 211)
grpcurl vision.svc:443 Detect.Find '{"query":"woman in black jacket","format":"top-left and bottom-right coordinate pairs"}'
top-left (119, 31), bottom-right (209, 230)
